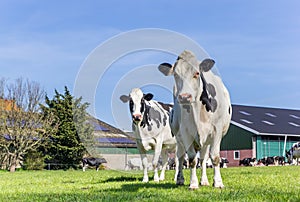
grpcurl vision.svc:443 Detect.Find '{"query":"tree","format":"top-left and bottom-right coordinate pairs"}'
top-left (0, 78), bottom-right (57, 172)
top-left (41, 86), bottom-right (94, 170)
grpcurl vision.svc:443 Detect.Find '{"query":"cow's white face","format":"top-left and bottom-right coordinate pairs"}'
top-left (159, 50), bottom-right (215, 104)
top-left (173, 55), bottom-right (201, 103)
top-left (120, 88), bottom-right (153, 123)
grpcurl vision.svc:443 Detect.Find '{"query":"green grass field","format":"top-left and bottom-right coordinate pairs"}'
top-left (1, 166), bottom-right (300, 202)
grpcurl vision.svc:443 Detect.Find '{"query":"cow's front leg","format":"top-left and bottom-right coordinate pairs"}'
top-left (152, 142), bottom-right (163, 182)
top-left (187, 148), bottom-right (198, 189)
top-left (141, 154), bottom-right (149, 182)
top-left (200, 145), bottom-right (210, 186)
top-left (82, 165), bottom-right (86, 172)
top-left (176, 143), bottom-right (185, 185)
top-left (210, 137), bottom-right (224, 188)
top-left (137, 142), bottom-right (149, 182)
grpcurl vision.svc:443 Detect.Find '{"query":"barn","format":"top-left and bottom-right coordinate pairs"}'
top-left (90, 117), bottom-right (154, 170)
top-left (221, 104), bottom-right (300, 166)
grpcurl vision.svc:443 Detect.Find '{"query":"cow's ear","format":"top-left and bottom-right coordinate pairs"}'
top-left (158, 63), bottom-right (173, 76)
top-left (143, 93), bottom-right (153, 101)
top-left (120, 95), bottom-right (130, 103)
top-left (199, 59), bottom-right (215, 72)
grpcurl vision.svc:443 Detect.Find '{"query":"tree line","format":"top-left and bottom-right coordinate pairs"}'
top-left (0, 77), bottom-right (94, 172)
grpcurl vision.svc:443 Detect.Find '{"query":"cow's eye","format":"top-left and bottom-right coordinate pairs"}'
top-left (193, 72), bottom-right (200, 78)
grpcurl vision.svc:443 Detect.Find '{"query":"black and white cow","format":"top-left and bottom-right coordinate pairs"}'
top-left (274, 156), bottom-right (285, 166)
top-left (286, 142), bottom-right (300, 165)
top-left (158, 50), bottom-right (232, 189)
top-left (239, 158), bottom-right (257, 166)
top-left (82, 157), bottom-right (107, 171)
top-left (220, 157), bottom-right (229, 168)
top-left (258, 157), bottom-right (275, 166)
top-left (120, 88), bottom-right (177, 182)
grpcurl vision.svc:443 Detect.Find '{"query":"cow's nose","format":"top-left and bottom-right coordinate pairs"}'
top-left (178, 93), bottom-right (192, 103)
top-left (132, 114), bottom-right (142, 121)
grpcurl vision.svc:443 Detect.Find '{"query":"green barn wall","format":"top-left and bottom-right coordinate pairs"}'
top-left (256, 136), bottom-right (300, 159)
top-left (221, 124), bottom-right (254, 150)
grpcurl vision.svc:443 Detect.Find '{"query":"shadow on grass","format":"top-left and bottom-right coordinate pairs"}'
top-left (99, 175), bottom-right (179, 192)
top-left (100, 176), bottom-right (142, 183)
top-left (102, 182), bottom-right (179, 194)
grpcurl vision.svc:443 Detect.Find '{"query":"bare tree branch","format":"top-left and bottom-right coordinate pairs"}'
top-left (0, 77), bottom-right (57, 172)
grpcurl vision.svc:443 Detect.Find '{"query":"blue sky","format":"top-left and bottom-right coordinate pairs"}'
top-left (1, 1), bottom-right (300, 131)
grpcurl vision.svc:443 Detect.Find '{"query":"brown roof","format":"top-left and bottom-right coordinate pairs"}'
top-left (0, 99), bottom-right (18, 111)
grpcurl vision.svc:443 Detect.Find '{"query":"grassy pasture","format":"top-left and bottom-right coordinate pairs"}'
top-left (0, 166), bottom-right (300, 202)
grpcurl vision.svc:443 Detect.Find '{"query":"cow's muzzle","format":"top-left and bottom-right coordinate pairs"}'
top-left (132, 114), bottom-right (142, 122)
top-left (178, 93), bottom-right (192, 103)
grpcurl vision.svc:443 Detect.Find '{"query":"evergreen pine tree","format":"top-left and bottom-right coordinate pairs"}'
top-left (42, 86), bottom-right (94, 170)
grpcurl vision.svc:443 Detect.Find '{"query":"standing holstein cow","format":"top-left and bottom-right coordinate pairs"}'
top-left (286, 142), bottom-right (300, 165)
top-left (120, 88), bottom-right (177, 182)
top-left (82, 157), bottom-right (107, 171)
top-left (158, 50), bottom-right (232, 189)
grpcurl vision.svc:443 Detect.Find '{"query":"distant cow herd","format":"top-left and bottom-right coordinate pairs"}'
top-left (239, 156), bottom-right (286, 167)
top-left (238, 143), bottom-right (300, 167)
top-left (81, 50), bottom-right (300, 190)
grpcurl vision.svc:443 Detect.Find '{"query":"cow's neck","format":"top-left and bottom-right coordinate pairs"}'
top-left (140, 104), bottom-right (151, 129)
top-left (190, 101), bottom-right (211, 147)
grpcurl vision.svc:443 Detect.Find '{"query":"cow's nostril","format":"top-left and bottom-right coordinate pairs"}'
top-left (178, 93), bottom-right (192, 103)
top-left (132, 114), bottom-right (142, 121)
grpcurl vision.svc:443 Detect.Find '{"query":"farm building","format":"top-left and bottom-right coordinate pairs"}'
top-left (221, 104), bottom-right (300, 166)
top-left (90, 117), bottom-right (154, 170)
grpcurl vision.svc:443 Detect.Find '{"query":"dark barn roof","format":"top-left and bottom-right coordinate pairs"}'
top-left (89, 116), bottom-right (136, 147)
top-left (231, 104), bottom-right (300, 136)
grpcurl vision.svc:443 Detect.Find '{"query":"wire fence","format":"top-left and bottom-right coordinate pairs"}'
top-left (0, 163), bottom-right (85, 171)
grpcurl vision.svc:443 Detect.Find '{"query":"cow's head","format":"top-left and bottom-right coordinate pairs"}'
top-left (158, 50), bottom-right (215, 105)
top-left (120, 88), bottom-right (153, 123)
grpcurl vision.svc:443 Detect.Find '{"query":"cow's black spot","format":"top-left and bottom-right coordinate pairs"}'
top-left (129, 100), bottom-right (134, 113)
top-left (200, 73), bottom-right (218, 113)
top-left (207, 84), bottom-right (216, 97)
top-left (141, 104), bottom-right (163, 131)
top-left (162, 114), bottom-right (167, 126)
top-left (183, 105), bottom-right (190, 113)
top-left (148, 107), bottom-right (162, 129)
top-left (140, 99), bottom-right (145, 113)
top-left (155, 102), bottom-right (170, 127)
top-left (228, 106), bottom-right (231, 114)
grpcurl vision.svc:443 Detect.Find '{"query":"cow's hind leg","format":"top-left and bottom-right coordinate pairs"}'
top-left (152, 142), bottom-right (163, 182)
top-left (210, 135), bottom-right (224, 188)
top-left (159, 149), bottom-right (168, 181)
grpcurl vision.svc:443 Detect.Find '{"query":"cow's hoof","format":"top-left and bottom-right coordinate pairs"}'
top-left (213, 182), bottom-right (224, 189)
top-left (154, 178), bottom-right (160, 182)
top-left (176, 180), bottom-right (184, 186)
top-left (189, 185), bottom-right (199, 190)
top-left (200, 181), bottom-right (210, 186)
top-left (142, 177), bottom-right (149, 183)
